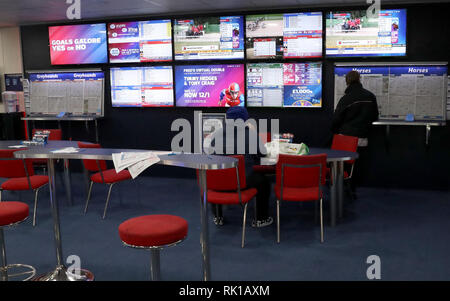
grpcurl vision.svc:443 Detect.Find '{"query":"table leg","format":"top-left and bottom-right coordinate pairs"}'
top-left (337, 161), bottom-right (344, 220)
top-left (330, 161), bottom-right (338, 227)
top-left (95, 119), bottom-right (99, 143)
top-left (63, 159), bottom-right (72, 206)
top-left (198, 169), bottom-right (211, 281)
top-left (33, 159), bottom-right (94, 281)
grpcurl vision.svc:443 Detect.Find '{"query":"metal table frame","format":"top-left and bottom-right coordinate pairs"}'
top-left (22, 116), bottom-right (102, 143)
top-left (14, 148), bottom-right (237, 281)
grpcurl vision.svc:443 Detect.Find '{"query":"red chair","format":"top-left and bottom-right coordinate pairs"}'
top-left (78, 142), bottom-right (132, 219)
top-left (327, 134), bottom-right (359, 198)
top-left (119, 214), bottom-right (188, 281)
top-left (201, 155), bottom-right (257, 248)
top-left (0, 201), bottom-right (36, 281)
top-left (31, 129), bottom-right (63, 170)
top-left (32, 129), bottom-right (62, 141)
top-left (253, 132), bottom-right (276, 174)
top-left (0, 149), bottom-right (49, 227)
top-left (275, 154), bottom-right (327, 243)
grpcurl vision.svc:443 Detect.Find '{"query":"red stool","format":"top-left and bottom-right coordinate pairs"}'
top-left (0, 201), bottom-right (36, 281)
top-left (118, 215), bottom-right (188, 281)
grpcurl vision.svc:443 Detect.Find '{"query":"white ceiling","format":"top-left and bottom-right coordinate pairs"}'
top-left (0, 0), bottom-right (449, 27)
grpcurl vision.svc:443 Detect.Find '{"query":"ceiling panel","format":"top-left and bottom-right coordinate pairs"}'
top-left (0, 0), bottom-right (449, 27)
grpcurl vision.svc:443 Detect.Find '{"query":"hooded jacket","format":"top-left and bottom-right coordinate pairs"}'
top-left (331, 82), bottom-right (379, 138)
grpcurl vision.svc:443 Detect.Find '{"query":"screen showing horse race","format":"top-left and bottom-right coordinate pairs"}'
top-left (174, 16), bottom-right (244, 60)
top-left (326, 9), bottom-right (406, 57)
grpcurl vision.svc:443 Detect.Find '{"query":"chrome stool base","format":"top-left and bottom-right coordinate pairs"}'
top-left (33, 265), bottom-right (94, 281)
top-left (1, 263), bottom-right (36, 281)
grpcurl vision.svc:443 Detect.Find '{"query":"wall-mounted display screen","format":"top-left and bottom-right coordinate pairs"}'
top-left (175, 64), bottom-right (245, 107)
top-left (108, 20), bottom-right (172, 63)
top-left (326, 9), bottom-right (406, 57)
top-left (49, 23), bottom-right (108, 65)
top-left (246, 12), bottom-right (323, 59)
top-left (247, 62), bottom-right (322, 107)
top-left (27, 71), bottom-right (104, 115)
top-left (174, 16), bottom-right (244, 60)
top-left (110, 66), bottom-right (174, 107)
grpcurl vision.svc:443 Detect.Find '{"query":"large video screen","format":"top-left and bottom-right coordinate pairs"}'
top-left (247, 62), bottom-right (322, 107)
top-left (175, 64), bottom-right (245, 107)
top-left (326, 9), bottom-right (407, 57)
top-left (174, 16), bottom-right (244, 60)
top-left (246, 12), bottom-right (323, 59)
top-left (110, 66), bottom-right (174, 107)
top-left (108, 20), bottom-right (172, 63)
top-left (49, 23), bottom-right (108, 65)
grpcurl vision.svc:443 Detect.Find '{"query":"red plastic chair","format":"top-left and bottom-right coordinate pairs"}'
top-left (31, 129), bottom-right (63, 168)
top-left (275, 153), bottom-right (327, 243)
top-left (77, 142), bottom-right (132, 219)
top-left (201, 155), bottom-right (257, 248)
top-left (0, 201), bottom-right (36, 280)
top-left (253, 132), bottom-right (275, 174)
top-left (327, 134), bottom-right (359, 198)
top-left (0, 149), bottom-right (49, 227)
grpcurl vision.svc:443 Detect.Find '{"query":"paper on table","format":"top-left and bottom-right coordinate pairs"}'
top-left (128, 155), bottom-right (161, 179)
top-left (51, 147), bottom-right (79, 153)
top-left (112, 151), bottom-right (156, 173)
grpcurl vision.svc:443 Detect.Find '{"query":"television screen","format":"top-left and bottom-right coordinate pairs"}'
top-left (246, 12), bottom-right (323, 59)
top-left (174, 16), bottom-right (244, 60)
top-left (247, 62), bottom-right (322, 107)
top-left (49, 23), bottom-right (108, 65)
top-left (326, 9), bottom-right (406, 57)
top-left (175, 64), bottom-right (245, 107)
top-left (110, 66), bottom-right (174, 107)
top-left (108, 20), bottom-right (172, 63)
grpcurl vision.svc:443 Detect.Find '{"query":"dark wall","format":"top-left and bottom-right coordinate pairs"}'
top-left (20, 3), bottom-right (450, 190)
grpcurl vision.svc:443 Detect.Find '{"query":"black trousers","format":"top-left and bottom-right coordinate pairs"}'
top-left (212, 172), bottom-right (271, 221)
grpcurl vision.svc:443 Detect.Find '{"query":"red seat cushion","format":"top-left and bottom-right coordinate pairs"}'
top-left (91, 169), bottom-right (131, 184)
top-left (207, 188), bottom-right (257, 205)
top-left (1, 175), bottom-right (49, 191)
top-left (0, 202), bottom-right (29, 226)
top-left (275, 186), bottom-right (321, 202)
top-left (119, 215), bottom-right (188, 247)
top-left (252, 165), bottom-right (276, 174)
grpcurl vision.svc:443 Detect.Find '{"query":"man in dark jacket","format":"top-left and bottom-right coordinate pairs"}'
top-left (332, 71), bottom-right (379, 194)
top-left (331, 71), bottom-right (379, 146)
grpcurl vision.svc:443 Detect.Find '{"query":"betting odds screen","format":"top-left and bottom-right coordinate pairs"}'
top-left (108, 20), bottom-right (172, 63)
top-left (110, 66), bottom-right (174, 107)
top-left (246, 12), bottom-right (323, 59)
top-left (247, 62), bottom-right (322, 107)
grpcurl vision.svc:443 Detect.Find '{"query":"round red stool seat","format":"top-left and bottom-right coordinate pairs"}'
top-left (119, 215), bottom-right (188, 248)
top-left (0, 202), bottom-right (29, 227)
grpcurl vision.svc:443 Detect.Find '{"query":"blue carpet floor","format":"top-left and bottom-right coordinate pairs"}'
top-left (1, 172), bottom-right (449, 281)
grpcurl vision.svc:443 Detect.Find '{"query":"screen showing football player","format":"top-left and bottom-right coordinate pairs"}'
top-left (219, 83), bottom-right (245, 107)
